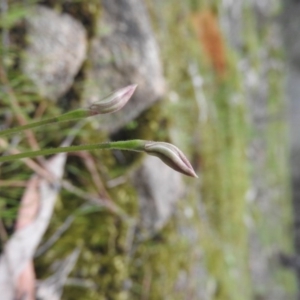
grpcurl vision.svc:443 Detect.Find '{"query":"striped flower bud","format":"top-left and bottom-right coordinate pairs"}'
top-left (144, 141), bottom-right (198, 178)
top-left (89, 84), bottom-right (137, 115)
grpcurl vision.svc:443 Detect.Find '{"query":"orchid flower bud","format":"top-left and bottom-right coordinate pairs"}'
top-left (144, 141), bottom-right (198, 178)
top-left (89, 84), bottom-right (137, 115)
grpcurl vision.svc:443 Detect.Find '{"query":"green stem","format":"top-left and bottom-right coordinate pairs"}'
top-left (0, 109), bottom-right (90, 137)
top-left (0, 117), bottom-right (58, 136)
top-left (0, 140), bottom-right (146, 163)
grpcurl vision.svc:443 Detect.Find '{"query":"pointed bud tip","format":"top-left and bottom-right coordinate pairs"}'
top-left (181, 165), bottom-right (198, 178)
top-left (128, 83), bottom-right (138, 90)
top-left (120, 84), bottom-right (138, 101)
top-left (144, 141), bottom-right (198, 179)
top-left (88, 84), bottom-right (138, 115)
top-left (189, 170), bottom-right (198, 178)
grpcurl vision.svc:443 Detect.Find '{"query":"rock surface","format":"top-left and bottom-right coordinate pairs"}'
top-left (282, 0), bottom-right (300, 294)
top-left (23, 6), bottom-right (87, 100)
top-left (132, 156), bottom-right (184, 233)
top-left (223, 1), bottom-right (291, 299)
top-left (84, 0), bottom-right (165, 133)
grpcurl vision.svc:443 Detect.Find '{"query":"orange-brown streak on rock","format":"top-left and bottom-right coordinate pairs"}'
top-left (191, 10), bottom-right (227, 78)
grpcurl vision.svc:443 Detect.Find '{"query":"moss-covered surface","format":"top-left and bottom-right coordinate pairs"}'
top-left (152, 2), bottom-right (251, 298)
top-left (0, 0), bottom-right (296, 299)
top-left (148, 0), bottom-right (296, 299)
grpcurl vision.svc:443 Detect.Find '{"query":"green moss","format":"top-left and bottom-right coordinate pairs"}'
top-left (129, 219), bottom-right (191, 300)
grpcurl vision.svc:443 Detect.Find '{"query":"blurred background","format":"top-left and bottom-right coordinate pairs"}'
top-left (0, 0), bottom-right (299, 299)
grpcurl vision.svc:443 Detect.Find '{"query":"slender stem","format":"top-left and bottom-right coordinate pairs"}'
top-left (0, 117), bottom-right (58, 136)
top-left (0, 140), bottom-right (146, 163)
top-left (0, 108), bottom-right (90, 137)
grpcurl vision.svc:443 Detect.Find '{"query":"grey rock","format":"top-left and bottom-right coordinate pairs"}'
top-left (282, 0), bottom-right (300, 68)
top-left (23, 6), bottom-right (87, 100)
top-left (222, 1), bottom-right (292, 299)
top-left (221, 0), bottom-right (278, 51)
top-left (132, 156), bottom-right (184, 233)
top-left (84, 0), bottom-right (165, 133)
top-left (282, 1), bottom-right (300, 294)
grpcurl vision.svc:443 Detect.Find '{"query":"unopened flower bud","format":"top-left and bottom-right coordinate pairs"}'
top-left (89, 84), bottom-right (137, 115)
top-left (144, 141), bottom-right (198, 178)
